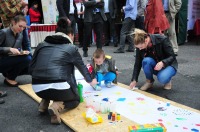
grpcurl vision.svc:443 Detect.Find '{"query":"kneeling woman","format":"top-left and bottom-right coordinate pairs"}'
top-left (130, 29), bottom-right (178, 91)
top-left (0, 14), bottom-right (32, 87)
top-left (29, 17), bottom-right (97, 124)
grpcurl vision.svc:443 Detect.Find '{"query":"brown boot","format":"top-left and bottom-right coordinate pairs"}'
top-left (38, 99), bottom-right (50, 114)
top-left (164, 81), bottom-right (172, 90)
top-left (140, 80), bottom-right (153, 91)
top-left (48, 101), bottom-right (65, 124)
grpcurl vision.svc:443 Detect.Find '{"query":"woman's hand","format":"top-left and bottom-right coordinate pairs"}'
top-left (22, 50), bottom-right (30, 55)
top-left (10, 48), bottom-right (20, 55)
top-left (154, 61), bottom-right (164, 71)
top-left (129, 81), bottom-right (137, 89)
top-left (89, 78), bottom-right (98, 86)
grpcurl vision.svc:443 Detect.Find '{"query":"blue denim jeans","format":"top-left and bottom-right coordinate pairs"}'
top-left (142, 57), bottom-right (177, 84)
top-left (96, 72), bottom-right (116, 86)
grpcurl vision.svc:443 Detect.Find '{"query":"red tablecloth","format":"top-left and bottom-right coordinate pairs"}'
top-left (194, 19), bottom-right (200, 36)
top-left (30, 24), bottom-right (57, 32)
top-left (30, 24), bottom-right (57, 47)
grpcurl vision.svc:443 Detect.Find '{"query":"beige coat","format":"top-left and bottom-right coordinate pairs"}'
top-left (168, 0), bottom-right (182, 19)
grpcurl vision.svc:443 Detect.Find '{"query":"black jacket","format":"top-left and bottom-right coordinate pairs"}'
top-left (56, 0), bottom-right (78, 19)
top-left (131, 34), bottom-right (178, 82)
top-left (83, 0), bottom-right (107, 22)
top-left (0, 28), bottom-right (23, 57)
top-left (29, 34), bottom-right (92, 89)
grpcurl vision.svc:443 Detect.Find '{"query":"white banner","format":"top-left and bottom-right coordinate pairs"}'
top-left (41, 0), bottom-right (59, 24)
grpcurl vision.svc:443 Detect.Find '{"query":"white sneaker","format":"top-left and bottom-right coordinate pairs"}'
top-left (164, 81), bottom-right (172, 90)
top-left (140, 81), bottom-right (153, 91)
top-left (105, 82), bottom-right (112, 88)
top-left (92, 85), bottom-right (102, 91)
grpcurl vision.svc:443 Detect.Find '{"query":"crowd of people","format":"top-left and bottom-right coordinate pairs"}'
top-left (0, 0), bottom-right (181, 125)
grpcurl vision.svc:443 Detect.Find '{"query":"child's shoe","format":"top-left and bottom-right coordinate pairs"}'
top-left (105, 82), bottom-right (112, 88)
top-left (92, 85), bottom-right (102, 91)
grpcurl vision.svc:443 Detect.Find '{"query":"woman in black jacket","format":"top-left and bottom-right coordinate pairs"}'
top-left (130, 29), bottom-right (178, 91)
top-left (29, 17), bottom-right (97, 124)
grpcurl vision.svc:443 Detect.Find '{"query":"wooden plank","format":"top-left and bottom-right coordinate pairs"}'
top-left (18, 84), bottom-right (135, 132)
top-left (19, 83), bottom-right (200, 131)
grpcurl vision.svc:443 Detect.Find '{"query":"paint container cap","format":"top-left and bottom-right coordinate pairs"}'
top-left (166, 102), bottom-right (170, 106)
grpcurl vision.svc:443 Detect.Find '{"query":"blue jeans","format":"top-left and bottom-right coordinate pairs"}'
top-left (0, 55), bottom-right (32, 80)
top-left (96, 72), bottom-right (116, 86)
top-left (142, 57), bottom-right (176, 84)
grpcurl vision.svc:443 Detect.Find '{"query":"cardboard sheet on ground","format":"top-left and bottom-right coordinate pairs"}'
top-left (18, 70), bottom-right (200, 132)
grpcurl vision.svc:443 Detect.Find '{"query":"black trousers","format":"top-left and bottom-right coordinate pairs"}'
top-left (0, 55), bottom-right (32, 80)
top-left (135, 16), bottom-right (145, 30)
top-left (69, 14), bottom-right (76, 35)
top-left (104, 13), bottom-right (118, 44)
top-left (36, 88), bottom-right (80, 110)
top-left (83, 13), bottom-right (104, 51)
top-left (77, 18), bottom-right (84, 46)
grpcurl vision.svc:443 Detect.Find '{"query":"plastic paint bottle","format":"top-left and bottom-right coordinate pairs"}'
top-left (117, 113), bottom-right (121, 120)
top-left (77, 82), bottom-right (84, 102)
top-left (112, 113), bottom-right (115, 121)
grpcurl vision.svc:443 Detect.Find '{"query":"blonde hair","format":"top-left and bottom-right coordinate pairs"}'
top-left (93, 49), bottom-right (105, 59)
top-left (133, 28), bottom-right (148, 45)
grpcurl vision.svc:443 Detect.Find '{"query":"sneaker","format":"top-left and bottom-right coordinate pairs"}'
top-left (164, 81), bottom-right (172, 90)
top-left (140, 81), bottom-right (153, 91)
top-left (105, 82), bottom-right (112, 88)
top-left (92, 85), bottom-right (102, 91)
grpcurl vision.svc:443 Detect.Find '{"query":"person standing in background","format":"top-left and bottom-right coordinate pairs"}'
top-left (114, 0), bottom-right (137, 53)
top-left (103, 0), bottom-right (118, 47)
top-left (56, 0), bottom-right (78, 34)
top-left (163, 0), bottom-right (182, 56)
top-left (29, 1), bottom-right (41, 24)
top-left (135, 0), bottom-right (148, 31)
top-left (0, 0), bottom-right (27, 28)
top-left (76, 0), bottom-right (85, 48)
top-left (144, 0), bottom-right (170, 34)
top-left (82, 0), bottom-right (107, 57)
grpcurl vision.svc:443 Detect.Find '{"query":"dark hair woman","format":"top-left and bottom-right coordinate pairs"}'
top-left (29, 1), bottom-right (41, 24)
top-left (29, 17), bottom-right (98, 124)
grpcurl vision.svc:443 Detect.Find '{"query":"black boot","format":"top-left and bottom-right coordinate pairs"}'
top-left (83, 51), bottom-right (88, 57)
